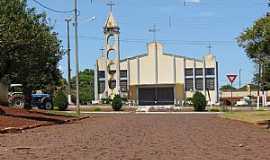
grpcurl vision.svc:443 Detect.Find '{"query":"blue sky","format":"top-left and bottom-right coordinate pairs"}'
top-left (27, 0), bottom-right (269, 87)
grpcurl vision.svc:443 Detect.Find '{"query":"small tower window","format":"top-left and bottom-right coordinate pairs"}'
top-left (107, 49), bottom-right (117, 61)
top-left (107, 34), bottom-right (116, 46)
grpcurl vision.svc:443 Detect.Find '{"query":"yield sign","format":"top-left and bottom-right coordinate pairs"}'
top-left (227, 74), bottom-right (237, 83)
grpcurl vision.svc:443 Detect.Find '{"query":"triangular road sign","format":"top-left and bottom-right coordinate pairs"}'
top-left (226, 74), bottom-right (237, 83)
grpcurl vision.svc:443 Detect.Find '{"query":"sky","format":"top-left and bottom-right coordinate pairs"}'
top-left (27, 0), bottom-right (269, 88)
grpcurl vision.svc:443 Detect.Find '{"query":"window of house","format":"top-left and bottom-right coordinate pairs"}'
top-left (185, 68), bottom-right (193, 76)
top-left (206, 78), bottom-right (215, 90)
top-left (98, 71), bottom-right (105, 79)
top-left (195, 68), bottom-right (203, 76)
top-left (195, 78), bottom-right (203, 90)
top-left (120, 80), bottom-right (128, 92)
top-left (185, 78), bottom-right (193, 91)
top-left (206, 68), bottom-right (215, 76)
top-left (98, 80), bottom-right (105, 93)
top-left (120, 70), bottom-right (127, 78)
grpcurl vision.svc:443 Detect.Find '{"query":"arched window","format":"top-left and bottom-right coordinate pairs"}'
top-left (107, 34), bottom-right (115, 47)
top-left (107, 49), bottom-right (117, 61)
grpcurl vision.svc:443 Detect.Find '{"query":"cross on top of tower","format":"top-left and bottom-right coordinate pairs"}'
top-left (207, 42), bottom-right (212, 53)
top-left (107, 1), bottom-right (115, 12)
top-left (149, 24), bottom-right (160, 42)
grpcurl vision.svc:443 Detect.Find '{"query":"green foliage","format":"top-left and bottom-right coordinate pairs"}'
top-left (54, 91), bottom-right (68, 111)
top-left (70, 69), bottom-right (94, 105)
top-left (93, 107), bottom-right (101, 112)
top-left (252, 63), bottom-right (270, 90)
top-left (237, 15), bottom-right (270, 60)
top-left (237, 15), bottom-right (270, 86)
top-left (111, 95), bottom-right (123, 111)
top-left (209, 108), bottom-right (220, 112)
top-left (0, 0), bottom-right (64, 107)
top-left (101, 98), bottom-right (111, 104)
top-left (184, 97), bottom-right (193, 105)
top-left (192, 92), bottom-right (207, 112)
top-left (220, 85), bottom-right (236, 91)
top-left (121, 97), bottom-right (128, 102)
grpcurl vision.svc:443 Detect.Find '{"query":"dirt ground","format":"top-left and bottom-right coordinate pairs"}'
top-left (0, 114), bottom-right (270, 160)
top-left (0, 106), bottom-right (75, 130)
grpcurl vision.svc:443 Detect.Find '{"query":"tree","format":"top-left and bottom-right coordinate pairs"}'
top-left (237, 15), bottom-right (270, 90)
top-left (70, 69), bottom-right (94, 105)
top-left (220, 85), bottom-right (236, 91)
top-left (237, 15), bottom-right (270, 61)
top-left (0, 0), bottom-right (64, 108)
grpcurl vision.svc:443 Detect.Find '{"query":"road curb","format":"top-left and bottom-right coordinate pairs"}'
top-left (65, 111), bottom-right (223, 115)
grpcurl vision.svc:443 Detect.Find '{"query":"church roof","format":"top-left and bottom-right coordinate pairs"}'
top-left (104, 12), bottom-right (118, 28)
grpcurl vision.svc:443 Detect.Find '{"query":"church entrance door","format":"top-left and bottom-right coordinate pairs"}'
top-left (138, 87), bottom-right (174, 105)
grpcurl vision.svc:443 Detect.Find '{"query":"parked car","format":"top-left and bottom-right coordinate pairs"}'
top-left (235, 100), bottom-right (248, 106)
top-left (8, 84), bottom-right (52, 110)
top-left (235, 96), bottom-right (251, 106)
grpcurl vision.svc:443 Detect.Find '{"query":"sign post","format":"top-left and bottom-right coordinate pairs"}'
top-left (226, 74), bottom-right (237, 112)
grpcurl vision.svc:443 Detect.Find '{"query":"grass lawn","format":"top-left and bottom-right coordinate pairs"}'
top-left (47, 110), bottom-right (81, 117)
top-left (222, 111), bottom-right (270, 124)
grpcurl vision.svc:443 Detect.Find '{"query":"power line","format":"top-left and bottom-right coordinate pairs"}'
top-left (76, 35), bottom-right (235, 45)
top-left (31, 0), bottom-right (74, 14)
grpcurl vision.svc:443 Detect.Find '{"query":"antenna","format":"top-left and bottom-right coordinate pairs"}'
top-left (107, 1), bottom-right (115, 12)
top-left (169, 16), bottom-right (172, 28)
top-left (149, 24), bottom-right (160, 42)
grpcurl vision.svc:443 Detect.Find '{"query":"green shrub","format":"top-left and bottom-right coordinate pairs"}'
top-left (93, 107), bottom-right (101, 112)
top-left (192, 92), bottom-right (207, 112)
top-left (112, 95), bottom-right (123, 111)
top-left (209, 108), bottom-right (220, 112)
top-left (54, 91), bottom-right (68, 111)
top-left (121, 97), bottom-right (128, 102)
top-left (184, 97), bottom-right (193, 105)
top-left (101, 98), bottom-right (111, 104)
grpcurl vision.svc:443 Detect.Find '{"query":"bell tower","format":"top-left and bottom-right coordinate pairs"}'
top-left (103, 5), bottom-right (121, 97)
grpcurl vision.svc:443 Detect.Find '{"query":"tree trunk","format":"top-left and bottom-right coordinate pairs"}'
top-left (23, 86), bottom-right (32, 109)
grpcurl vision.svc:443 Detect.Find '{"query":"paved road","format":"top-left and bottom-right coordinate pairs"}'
top-left (0, 114), bottom-right (270, 160)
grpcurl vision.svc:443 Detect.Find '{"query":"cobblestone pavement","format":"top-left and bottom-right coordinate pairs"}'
top-left (0, 114), bottom-right (270, 160)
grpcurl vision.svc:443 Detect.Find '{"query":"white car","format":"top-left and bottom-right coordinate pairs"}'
top-left (235, 100), bottom-right (248, 106)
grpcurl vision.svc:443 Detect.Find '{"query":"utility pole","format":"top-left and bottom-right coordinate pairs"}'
top-left (257, 62), bottom-right (261, 110)
top-left (239, 68), bottom-right (242, 88)
top-left (65, 18), bottom-right (72, 105)
top-left (74, 0), bottom-right (80, 115)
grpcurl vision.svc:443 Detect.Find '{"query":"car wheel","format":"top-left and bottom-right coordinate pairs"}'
top-left (44, 101), bottom-right (52, 110)
top-left (13, 98), bottom-right (24, 109)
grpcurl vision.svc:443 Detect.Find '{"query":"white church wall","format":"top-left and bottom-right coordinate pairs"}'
top-left (129, 59), bottom-right (138, 85)
top-left (185, 59), bottom-right (194, 68)
top-left (140, 54), bottom-right (156, 84)
top-left (158, 54), bottom-right (174, 84)
top-left (175, 57), bottom-right (185, 84)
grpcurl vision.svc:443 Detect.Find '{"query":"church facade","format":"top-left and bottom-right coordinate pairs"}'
top-left (94, 11), bottom-right (219, 105)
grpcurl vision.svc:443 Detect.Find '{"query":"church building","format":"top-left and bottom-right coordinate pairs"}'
top-left (94, 11), bottom-right (219, 105)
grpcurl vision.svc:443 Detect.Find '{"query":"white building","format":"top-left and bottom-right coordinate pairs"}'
top-left (95, 11), bottom-right (219, 105)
